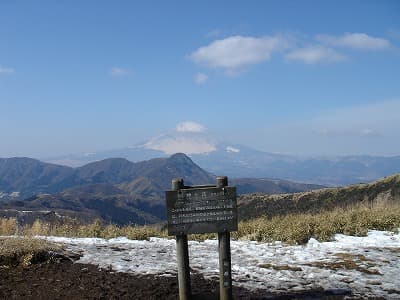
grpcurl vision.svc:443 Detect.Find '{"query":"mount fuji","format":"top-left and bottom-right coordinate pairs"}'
top-left (45, 134), bottom-right (400, 186)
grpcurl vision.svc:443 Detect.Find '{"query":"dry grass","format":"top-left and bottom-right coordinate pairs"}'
top-left (235, 202), bottom-right (400, 244)
top-left (0, 237), bottom-right (60, 267)
top-left (17, 219), bottom-right (168, 240)
top-left (1, 202), bottom-right (399, 245)
top-left (303, 252), bottom-right (382, 275)
top-left (0, 217), bottom-right (167, 240)
top-left (258, 263), bottom-right (302, 271)
top-left (0, 218), bottom-right (17, 235)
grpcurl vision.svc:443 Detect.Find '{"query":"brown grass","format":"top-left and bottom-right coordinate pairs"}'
top-left (1, 202), bottom-right (399, 245)
top-left (303, 252), bottom-right (382, 275)
top-left (0, 237), bottom-right (60, 267)
top-left (17, 219), bottom-right (168, 241)
top-left (0, 218), bottom-right (17, 235)
top-left (258, 263), bottom-right (302, 271)
top-left (233, 202), bottom-right (400, 244)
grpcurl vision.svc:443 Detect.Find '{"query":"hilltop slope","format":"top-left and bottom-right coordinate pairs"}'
top-left (0, 158), bottom-right (81, 198)
top-left (238, 174), bottom-right (400, 220)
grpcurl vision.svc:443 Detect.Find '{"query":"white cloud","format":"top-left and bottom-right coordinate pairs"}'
top-left (189, 35), bottom-right (289, 71)
top-left (0, 66), bottom-right (15, 74)
top-left (143, 135), bottom-right (216, 155)
top-left (194, 73), bottom-right (208, 84)
top-left (176, 121), bottom-right (206, 133)
top-left (110, 67), bottom-right (130, 76)
top-left (316, 33), bottom-right (391, 50)
top-left (284, 46), bottom-right (347, 64)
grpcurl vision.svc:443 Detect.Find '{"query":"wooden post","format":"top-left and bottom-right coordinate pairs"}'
top-left (217, 176), bottom-right (233, 300)
top-left (172, 178), bottom-right (191, 300)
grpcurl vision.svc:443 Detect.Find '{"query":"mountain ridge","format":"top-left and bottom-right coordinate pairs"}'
top-left (0, 153), bottom-right (326, 224)
top-left (0, 154), bottom-right (215, 200)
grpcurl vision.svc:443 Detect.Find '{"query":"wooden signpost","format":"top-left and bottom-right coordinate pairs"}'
top-left (166, 176), bottom-right (238, 300)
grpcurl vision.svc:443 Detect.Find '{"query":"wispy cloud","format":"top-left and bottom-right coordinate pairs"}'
top-left (317, 128), bottom-right (382, 138)
top-left (110, 67), bottom-right (130, 77)
top-left (189, 35), bottom-right (289, 72)
top-left (0, 66), bottom-right (15, 75)
top-left (194, 73), bottom-right (208, 85)
top-left (284, 46), bottom-right (347, 64)
top-left (316, 33), bottom-right (391, 50)
top-left (255, 99), bottom-right (400, 156)
top-left (176, 121), bottom-right (206, 133)
top-left (310, 99), bottom-right (400, 140)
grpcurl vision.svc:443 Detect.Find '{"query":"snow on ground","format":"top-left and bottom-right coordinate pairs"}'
top-left (42, 230), bottom-right (400, 299)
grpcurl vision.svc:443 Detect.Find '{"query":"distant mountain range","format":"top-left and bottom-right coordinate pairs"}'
top-left (0, 154), bottom-right (322, 224)
top-left (46, 141), bottom-right (400, 186)
top-left (0, 154), bottom-right (212, 199)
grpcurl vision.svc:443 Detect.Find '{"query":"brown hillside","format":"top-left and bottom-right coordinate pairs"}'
top-left (238, 174), bottom-right (400, 220)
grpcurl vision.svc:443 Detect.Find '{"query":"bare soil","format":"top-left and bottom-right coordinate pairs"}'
top-left (0, 259), bottom-right (351, 299)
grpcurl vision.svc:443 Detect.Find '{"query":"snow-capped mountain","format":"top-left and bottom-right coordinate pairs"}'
top-left (44, 133), bottom-right (400, 186)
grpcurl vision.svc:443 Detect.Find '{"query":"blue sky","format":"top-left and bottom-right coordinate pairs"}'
top-left (1, 1), bottom-right (400, 158)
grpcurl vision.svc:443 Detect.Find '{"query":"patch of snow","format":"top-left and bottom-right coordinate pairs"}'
top-left (20, 210), bottom-right (53, 214)
top-left (39, 230), bottom-right (400, 298)
top-left (84, 152), bottom-right (96, 157)
top-left (226, 146), bottom-right (240, 153)
top-left (10, 192), bottom-right (20, 198)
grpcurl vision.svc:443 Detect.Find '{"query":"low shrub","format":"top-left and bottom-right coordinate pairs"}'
top-left (0, 237), bottom-right (60, 266)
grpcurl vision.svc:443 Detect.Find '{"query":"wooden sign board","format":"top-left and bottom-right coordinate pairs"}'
top-left (166, 186), bottom-right (238, 235)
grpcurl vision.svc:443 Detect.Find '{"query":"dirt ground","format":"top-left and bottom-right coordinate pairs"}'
top-left (0, 259), bottom-right (351, 300)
